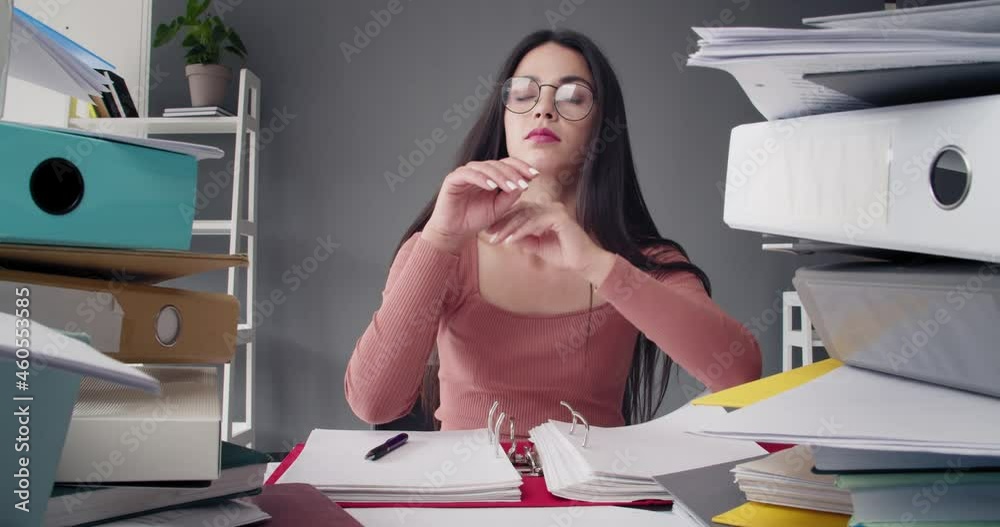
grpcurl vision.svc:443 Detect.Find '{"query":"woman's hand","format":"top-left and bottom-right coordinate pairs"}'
top-left (423, 158), bottom-right (539, 254)
top-left (484, 200), bottom-right (618, 286)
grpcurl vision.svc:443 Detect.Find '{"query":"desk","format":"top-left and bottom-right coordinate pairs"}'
top-left (345, 506), bottom-right (686, 526)
top-left (264, 462), bottom-right (690, 526)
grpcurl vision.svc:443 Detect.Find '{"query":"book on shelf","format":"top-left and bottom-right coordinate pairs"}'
top-left (163, 106), bottom-right (235, 117)
top-left (93, 69), bottom-right (138, 118)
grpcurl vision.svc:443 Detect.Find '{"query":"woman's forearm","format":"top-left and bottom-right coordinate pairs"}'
top-left (344, 234), bottom-right (460, 423)
top-left (594, 253), bottom-right (762, 392)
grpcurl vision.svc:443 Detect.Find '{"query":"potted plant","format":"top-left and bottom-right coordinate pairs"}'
top-left (153, 0), bottom-right (248, 108)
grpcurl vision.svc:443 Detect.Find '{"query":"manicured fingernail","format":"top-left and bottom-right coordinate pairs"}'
top-left (528, 167), bottom-right (540, 176)
top-left (505, 180), bottom-right (517, 190)
top-left (486, 179), bottom-right (498, 189)
top-left (503, 235), bottom-right (513, 244)
top-left (518, 179), bottom-right (529, 189)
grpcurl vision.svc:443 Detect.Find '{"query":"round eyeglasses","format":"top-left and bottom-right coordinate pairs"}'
top-left (501, 77), bottom-right (596, 121)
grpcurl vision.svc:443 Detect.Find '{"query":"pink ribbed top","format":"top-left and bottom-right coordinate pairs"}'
top-left (345, 232), bottom-right (761, 436)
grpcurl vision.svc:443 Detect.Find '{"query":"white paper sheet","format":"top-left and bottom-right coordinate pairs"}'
top-left (690, 49), bottom-right (1000, 120)
top-left (695, 365), bottom-right (1000, 456)
top-left (0, 0), bottom-right (10, 119)
top-left (0, 311), bottom-right (159, 394)
top-left (6, 9), bottom-right (111, 98)
top-left (277, 428), bottom-right (522, 503)
top-left (805, 0), bottom-right (1000, 33)
top-left (25, 122), bottom-right (225, 160)
top-left (732, 445), bottom-right (852, 514)
top-left (530, 405), bottom-right (766, 502)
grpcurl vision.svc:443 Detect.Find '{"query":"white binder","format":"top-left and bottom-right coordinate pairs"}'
top-left (723, 94), bottom-right (999, 262)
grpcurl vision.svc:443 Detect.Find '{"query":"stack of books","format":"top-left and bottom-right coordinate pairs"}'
top-left (163, 106), bottom-right (235, 117)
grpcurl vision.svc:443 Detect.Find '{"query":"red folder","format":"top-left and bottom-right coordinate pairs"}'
top-left (265, 442), bottom-right (673, 509)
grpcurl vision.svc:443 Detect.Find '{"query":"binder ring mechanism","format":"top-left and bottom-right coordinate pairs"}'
top-left (559, 400), bottom-right (590, 448)
top-left (487, 400), bottom-right (543, 476)
top-left (485, 400), bottom-right (592, 476)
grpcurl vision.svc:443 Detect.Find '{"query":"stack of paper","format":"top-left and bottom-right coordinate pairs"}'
top-left (694, 365), bottom-right (1000, 456)
top-left (276, 429), bottom-right (523, 503)
top-left (687, 26), bottom-right (1000, 120)
top-left (686, 1), bottom-right (1000, 120)
top-left (6, 7), bottom-right (113, 98)
top-left (732, 446), bottom-right (852, 515)
top-left (529, 405), bottom-right (767, 502)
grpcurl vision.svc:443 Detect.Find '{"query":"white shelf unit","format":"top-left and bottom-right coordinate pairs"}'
top-left (781, 291), bottom-right (825, 372)
top-left (70, 69), bottom-right (261, 448)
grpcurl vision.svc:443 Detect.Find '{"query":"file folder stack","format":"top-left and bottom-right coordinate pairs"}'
top-left (684, 3), bottom-right (1000, 526)
top-left (0, 13), bottom-right (259, 524)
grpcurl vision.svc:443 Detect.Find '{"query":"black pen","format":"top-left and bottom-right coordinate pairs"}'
top-left (365, 432), bottom-right (409, 461)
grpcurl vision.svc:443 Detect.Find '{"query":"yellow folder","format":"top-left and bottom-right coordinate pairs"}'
top-left (693, 359), bottom-right (842, 408)
top-left (713, 502), bottom-right (850, 527)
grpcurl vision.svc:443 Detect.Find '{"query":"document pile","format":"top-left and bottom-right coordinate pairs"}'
top-left (731, 446), bottom-right (851, 515)
top-left (686, 1), bottom-right (1000, 514)
top-left (5, 7), bottom-right (113, 99)
top-left (528, 405), bottom-right (766, 502)
top-left (688, 1), bottom-right (1000, 120)
top-left (276, 429), bottom-right (524, 503)
top-left (0, 7), bottom-right (261, 526)
top-left (696, 364), bottom-right (1000, 526)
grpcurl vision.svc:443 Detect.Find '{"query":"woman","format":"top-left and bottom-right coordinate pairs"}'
top-left (346, 29), bottom-right (761, 437)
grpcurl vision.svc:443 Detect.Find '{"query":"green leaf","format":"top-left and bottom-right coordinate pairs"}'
top-left (186, 0), bottom-right (210, 23)
top-left (185, 44), bottom-right (206, 59)
top-left (211, 21), bottom-right (227, 45)
top-left (224, 45), bottom-right (245, 59)
top-left (181, 32), bottom-right (199, 48)
top-left (152, 21), bottom-right (180, 47)
top-left (227, 30), bottom-right (247, 55)
top-left (191, 24), bottom-right (211, 46)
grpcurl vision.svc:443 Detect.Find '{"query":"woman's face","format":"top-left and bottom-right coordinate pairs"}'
top-left (504, 42), bottom-right (597, 186)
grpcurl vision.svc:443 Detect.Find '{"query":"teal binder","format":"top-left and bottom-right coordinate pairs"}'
top-left (0, 362), bottom-right (81, 527)
top-left (0, 121), bottom-right (197, 251)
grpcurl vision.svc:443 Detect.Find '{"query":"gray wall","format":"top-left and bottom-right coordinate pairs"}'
top-left (151, 0), bottom-right (879, 451)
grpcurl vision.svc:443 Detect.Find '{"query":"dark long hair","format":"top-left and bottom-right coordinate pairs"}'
top-left (395, 29), bottom-right (711, 428)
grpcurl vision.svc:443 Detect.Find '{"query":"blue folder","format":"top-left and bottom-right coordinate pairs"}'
top-left (0, 121), bottom-right (198, 251)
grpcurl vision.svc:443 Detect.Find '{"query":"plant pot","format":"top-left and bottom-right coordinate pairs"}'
top-left (185, 64), bottom-right (232, 107)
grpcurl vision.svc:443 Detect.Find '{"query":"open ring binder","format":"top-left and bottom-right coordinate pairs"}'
top-left (485, 398), bottom-right (595, 477)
